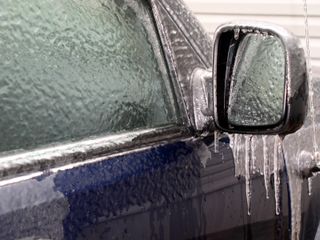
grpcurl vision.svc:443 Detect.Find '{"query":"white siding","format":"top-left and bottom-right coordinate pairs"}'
top-left (184, 0), bottom-right (320, 67)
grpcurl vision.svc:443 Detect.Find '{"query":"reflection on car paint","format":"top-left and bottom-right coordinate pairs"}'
top-left (0, 134), bottom-right (292, 239)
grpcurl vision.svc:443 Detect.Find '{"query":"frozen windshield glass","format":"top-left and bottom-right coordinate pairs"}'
top-left (0, 0), bottom-right (179, 153)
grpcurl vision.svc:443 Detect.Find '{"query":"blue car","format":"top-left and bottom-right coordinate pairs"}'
top-left (0, 0), bottom-right (317, 239)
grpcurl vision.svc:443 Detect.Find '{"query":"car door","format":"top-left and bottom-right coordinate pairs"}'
top-left (0, 0), bottom-right (291, 239)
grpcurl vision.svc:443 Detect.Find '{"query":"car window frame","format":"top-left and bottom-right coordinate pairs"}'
top-left (0, 0), bottom-right (191, 182)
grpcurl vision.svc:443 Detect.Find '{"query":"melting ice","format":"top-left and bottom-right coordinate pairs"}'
top-left (229, 133), bottom-right (284, 216)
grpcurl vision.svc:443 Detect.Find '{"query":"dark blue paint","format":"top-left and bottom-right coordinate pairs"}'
top-left (54, 141), bottom-right (202, 240)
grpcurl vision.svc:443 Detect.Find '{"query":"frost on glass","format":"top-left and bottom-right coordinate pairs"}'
top-left (228, 33), bottom-right (286, 126)
top-left (0, 0), bottom-right (178, 153)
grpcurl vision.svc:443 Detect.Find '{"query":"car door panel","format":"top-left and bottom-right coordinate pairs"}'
top-left (0, 140), bottom-right (200, 239)
top-left (0, 135), bottom-right (290, 240)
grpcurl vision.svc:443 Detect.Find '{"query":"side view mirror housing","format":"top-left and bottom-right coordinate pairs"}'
top-left (213, 21), bottom-right (309, 135)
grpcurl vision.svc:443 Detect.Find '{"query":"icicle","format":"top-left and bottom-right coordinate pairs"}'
top-left (234, 134), bottom-right (241, 177)
top-left (214, 131), bottom-right (219, 153)
top-left (239, 135), bottom-right (246, 176)
top-left (229, 134), bottom-right (234, 150)
top-left (236, 135), bottom-right (241, 165)
top-left (234, 27), bottom-right (240, 40)
top-left (291, 182), bottom-right (303, 240)
top-left (245, 135), bottom-right (251, 215)
top-left (303, 0), bottom-right (318, 156)
top-left (308, 177), bottom-right (313, 196)
top-left (263, 136), bottom-right (270, 199)
top-left (235, 135), bottom-right (241, 176)
top-left (286, 164), bottom-right (303, 240)
top-left (283, 150), bottom-right (314, 240)
top-left (273, 136), bottom-right (281, 215)
top-left (250, 136), bottom-right (257, 174)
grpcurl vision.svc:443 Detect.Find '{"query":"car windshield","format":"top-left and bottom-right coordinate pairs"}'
top-left (0, 0), bottom-right (179, 154)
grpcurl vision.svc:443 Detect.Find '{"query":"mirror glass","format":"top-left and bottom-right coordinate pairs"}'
top-left (227, 33), bottom-right (286, 127)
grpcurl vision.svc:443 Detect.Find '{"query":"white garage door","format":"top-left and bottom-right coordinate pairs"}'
top-left (184, 0), bottom-right (320, 68)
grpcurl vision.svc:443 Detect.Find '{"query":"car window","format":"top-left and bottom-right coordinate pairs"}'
top-left (0, 0), bottom-right (179, 154)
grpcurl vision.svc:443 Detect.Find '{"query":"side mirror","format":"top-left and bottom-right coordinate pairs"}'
top-left (213, 22), bottom-right (308, 135)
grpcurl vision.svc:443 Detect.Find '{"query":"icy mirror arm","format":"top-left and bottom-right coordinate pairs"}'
top-left (191, 68), bottom-right (214, 132)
